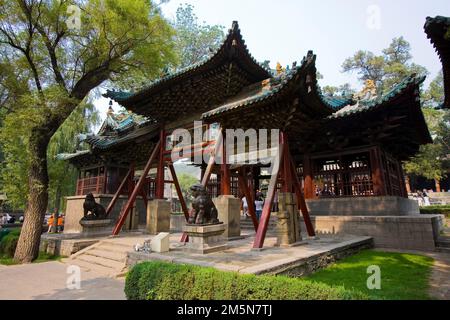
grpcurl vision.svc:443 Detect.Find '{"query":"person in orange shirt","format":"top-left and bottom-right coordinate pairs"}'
top-left (47, 214), bottom-right (55, 233)
top-left (57, 215), bottom-right (64, 233)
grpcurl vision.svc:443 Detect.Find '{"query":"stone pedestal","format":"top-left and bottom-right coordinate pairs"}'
top-left (183, 223), bottom-right (227, 254)
top-left (276, 193), bottom-right (301, 246)
top-left (150, 232), bottom-right (170, 253)
top-left (146, 199), bottom-right (171, 235)
top-left (79, 219), bottom-right (113, 237)
top-left (64, 194), bottom-right (146, 234)
top-left (213, 195), bottom-right (241, 239)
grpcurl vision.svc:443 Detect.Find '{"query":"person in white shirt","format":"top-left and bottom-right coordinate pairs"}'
top-left (241, 196), bottom-right (249, 217)
top-left (254, 196), bottom-right (264, 221)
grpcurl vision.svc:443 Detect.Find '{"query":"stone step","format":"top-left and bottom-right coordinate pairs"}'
top-left (436, 237), bottom-right (450, 248)
top-left (75, 253), bottom-right (125, 272)
top-left (65, 258), bottom-right (118, 276)
top-left (84, 248), bottom-right (126, 263)
top-left (436, 247), bottom-right (450, 254)
top-left (97, 242), bottom-right (134, 253)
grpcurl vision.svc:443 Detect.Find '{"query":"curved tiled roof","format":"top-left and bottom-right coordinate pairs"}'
top-left (328, 75), bottom-right (426, 119)
top-left (425, 16), bottom-right (450, 108)
top-left (105, 21), bottom-right (271, 106)
top-left (202, 51), bottom-right (353, 120)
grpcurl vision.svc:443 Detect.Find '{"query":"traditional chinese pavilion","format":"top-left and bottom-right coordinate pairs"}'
top-left (61, 21), bottom-right (437, 249)
top-left (425, 16), bottom-right (450, 109)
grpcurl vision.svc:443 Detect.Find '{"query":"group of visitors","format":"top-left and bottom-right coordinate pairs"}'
top-left (241, 190), bottom-right (265, 221)
top-left (0, 214), bottom-right (23, 225)
top-left (413, 189), bottom-right (431, 207)
top-left (46, 213), bottom-right (65, 233)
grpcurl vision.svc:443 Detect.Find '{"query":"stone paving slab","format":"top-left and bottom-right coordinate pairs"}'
top-left (127, 233), bottom-right (373, 275)
top-left (0, 261), bottom-right (125, 300)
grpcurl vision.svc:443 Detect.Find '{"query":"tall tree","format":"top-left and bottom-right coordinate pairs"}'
top-left (173, 3), bottom-right (225, 68)
top-left (403, 72), bottom-right (449, 191)
top-left (342, 37), bottom-right (428, 93)
top-left (0, 0), bottom-right (175, 263)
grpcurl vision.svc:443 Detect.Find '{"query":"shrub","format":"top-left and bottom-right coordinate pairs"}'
top-left (0, 229), bottom-right (11, 243)
top-left (125, 261), bottom-right (368, 300)
top-left (0, 229), bottom-right (20, 258)
top-left (420, 205), bottom-right (450, 217)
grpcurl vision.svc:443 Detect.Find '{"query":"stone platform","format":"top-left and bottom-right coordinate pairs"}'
top-left (300, 214), bottom-right (445, 251)
top-left (126, 232), bottom-right (373, 276)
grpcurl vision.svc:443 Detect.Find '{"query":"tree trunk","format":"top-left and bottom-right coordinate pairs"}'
top-left (14, 136), bottom-right (49, 263)
top-left (435, 179), bottom-right (441, 193)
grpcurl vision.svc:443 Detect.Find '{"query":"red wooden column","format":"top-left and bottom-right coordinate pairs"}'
top-left (282, 136), bottom-right (293, 193)
top-left (220, 130), bottom-right (231, 195)
top-left (155, 129), bottom-right (166, 199)
top-left (103, 166), bottom-right (108, 194)
top-left (396, 160), bottom-right (408, 197)
top-left (303, 155), bottom-right (315, 199)
top-left (370, 147), bottom-right (387, 196)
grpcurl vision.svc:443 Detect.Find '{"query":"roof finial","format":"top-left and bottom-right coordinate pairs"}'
top-left (276, 62), bottom-right (285, 75)
top-left (107, 100), bottom-right (114, 116)
top-left (354, 79), bottom-right (377, 101)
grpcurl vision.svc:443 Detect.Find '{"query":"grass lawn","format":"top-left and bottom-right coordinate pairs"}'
top-left (304, 250), bottom-right (434, 300)
top-left (0, 252), bottom-right (62, 266)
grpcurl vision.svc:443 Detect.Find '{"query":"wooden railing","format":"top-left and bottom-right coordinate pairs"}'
top-left (76, 176), bottom-right (105, 195)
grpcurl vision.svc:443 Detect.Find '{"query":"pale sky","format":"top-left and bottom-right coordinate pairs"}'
top-left (94, 0), bottom-right (450, 120)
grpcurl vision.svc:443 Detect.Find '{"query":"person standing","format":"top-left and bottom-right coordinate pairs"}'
top-left (57, 214), bottom-right (64, 233)
top-left (241, 196), bottom-right (249, 218)
top-left (47, 214), bottom-right (55, 233)
top-left (423, 189), bottom-right (431, 206)
top-left (255, 196), bottom-right (264, 221)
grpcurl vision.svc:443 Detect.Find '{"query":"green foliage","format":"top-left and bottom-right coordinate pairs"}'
top-left (420, 205), bottom-right (450, 217)
top-left (0, 100), bottom-right (99, 210)
top-left (342, 37), bottom-right (428, 93)
top-left (305, 250), bottom-right (433, 300)
top-left (322, 83), bottom-right (355, 97)
top-left (404, 108), bottom-right (449, 182)
top-left (0, 0), bottom-right (176, 212)
top-left (0, 228), bottom-right (20, 258)
top-left (175, 173), bottom-right (198, 204)
top-left (125, 261), bottom-right (368, 300)
top-left (173, 4), bottom-right (225, 69)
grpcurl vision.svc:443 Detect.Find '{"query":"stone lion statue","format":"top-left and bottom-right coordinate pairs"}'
top-left (82, 193), bottom-right (106, 221)
top-left (188, 184), bottom-right (219, 225)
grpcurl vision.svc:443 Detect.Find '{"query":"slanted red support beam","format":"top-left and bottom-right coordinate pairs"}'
top-left (112, 140), bottom-right (161, 236)
top-left (168, 164), bottom-right (189, 221)
top-left (253, 132), bottom-right (285, 249)
top-left (106, 164), bottom-right (134, 217)
top-left (156, 129), bottom-right (166, 199)
top-left (238, 167), bottom-right (258, 231)
top-left (289, 153), bottom-right (316, 237)
top-left (181, 130), bottom-right (224, 243)
top-left (201, 130), bottom-right (223, 187)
